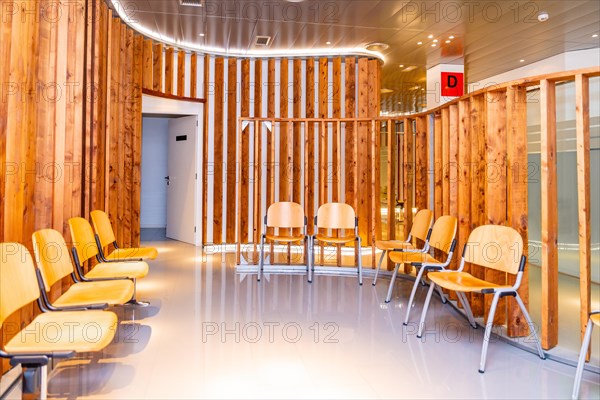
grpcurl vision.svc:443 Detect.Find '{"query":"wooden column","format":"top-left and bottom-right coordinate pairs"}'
top-left (202, 55), bottom-right (210, 244)
top-left (415, 116), bottom-right (429, 211)
top-left (142, 39), bottom-right (153, 90)
top-left (240, 59), bottom-right (250, 244)
top-left (318, 57), bottom-right (329, 207)
top-left (254, 59), bottom-right (263, 244)
top-left (540, 79), bottom-right (558, 350)
top-left (190, 53), bottom-right (198, 98)
top-left (305, 58), bottom-right (316, 234)
top-left (332, 57), bottom-right (342, 202)
top-left (345, 57), bottom-right (357, 211)
top-left (177, 50), bottom-right (185, 97)
top-left (226, 58), bottom-right (237, 243)
top-left (213, 57), bottom-right (224, 244)
top-left (457, 99), bottom-right (472, 307)
top-left (152, 43), bottom-right (163, 91)
top-left (165, 47), bottom-right (174, 94)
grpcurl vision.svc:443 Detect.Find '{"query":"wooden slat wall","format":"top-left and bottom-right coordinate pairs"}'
top-left (254, 60), bottom-right (263, 243)
top-left (457, 99), bottom-right (472, 308)
top-left (414, 116), bottom-right (428, 210)
top-left (152, 43), bottom-right (163, 91)
top-left (345, 58), bottom-right (357, 212)
top-left (226, 58), bottom-right (237, 243)
top-left (280, 58), bottom-right (291, 204)
top-left (240, 59), bottom-right (250, 243)
top-left (305, 59), bottom-right (316, 234)
top-left (318, 58), bottom-right (329, 206)
top-left (164, 47), bottom-right (174, 95)
top-left (213, 57), bottom-right (225, 244)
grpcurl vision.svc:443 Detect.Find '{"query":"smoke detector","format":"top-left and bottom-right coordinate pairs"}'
top-left (537, 11), bottom-right (549, 22)
top-left (179, 0), bottom-right (202, 7)
top-left (254, 36), bottom-right (272, 46)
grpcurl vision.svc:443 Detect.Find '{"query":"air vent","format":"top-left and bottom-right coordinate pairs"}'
top-left (179, 0), bottom-right (202, 7)
top-left (254, 36), bottom-right (272, 46)
top-left (365, 42), bottom-right (389, 52)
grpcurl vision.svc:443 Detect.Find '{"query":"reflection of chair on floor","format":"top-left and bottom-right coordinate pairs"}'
top-left (310, 203), bottom-right (362, 285)
top-left (386, 215), bottom-right (457, 322)
top-left (257, 202), bottom-right (308, 282)
top-left (572, 311), bottom-right (600, 399)
top-left (0, 243), bottom-right (117, 400)
top-left (32, 229), bottom-right (135, 309)
top-left (373, 209), bottom-right (433, 286)
top-left (417, 225), bottom-right (545, 373)
top-left (91, 210), bottom-right (158, 262)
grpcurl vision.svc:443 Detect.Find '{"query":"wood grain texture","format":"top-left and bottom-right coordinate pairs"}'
top-left (142, 39), bottom-right (153, 90)
top-left (415, 116), bottom-right (428, 210)
top-left (318, 58), bottom-right (329, 206)
top-left (190, 53), bottom-right (198, 98)
top-left (388, 119), bottom-right (397, 242)
top-left (254, 59), bottom-right (263, 243)
top-left (457, 99), bottom-right (472, 305)
top-left (202, 55), bottom-right (210, 244)
top-left (293, 59), bottom-right (302, 205)
top-left (177, 50), bottom-right (185, 97)
top-left (226, 58), bottom-right (237, 243)
top-left (165, 47), bottom-right (174, 95)
top-left (279, 58), bottom-right (291, 203)
top-left (344, 57), bottom-right (357, 211)
top-left (433, 113), bottom-right (443, 220)
top-left (332, 57), bottom-right (342, 202)
top-left (240, 59), bottom-right (250, 243)
top-left (441, 108), bottom-right (450, 216)
top-left (266, 59), bottom-right (275, 216)
top-left (356, 58), bottom-right (369, 244)
top-left (575, 74), bottom-right (592, 356)
top-left (213, 57), bottom-right (224, 244)
top-left (305, 58), bottom-right (316, 234)
top-left (540, 79), bottom-right (558, 350)
top-left (132, 34), bottom-right (143, 247)
top-left (152, 43), bottom-right (163, 91)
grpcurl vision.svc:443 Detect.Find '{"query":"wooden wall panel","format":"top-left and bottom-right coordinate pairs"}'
top-left (332, 57), bottom-right (342, 202)
top-left (415, 116), bottom-right (428, 210)
top-left (202, 55), bottom-right (210, 244)
top-left (457, 99), bottom-right (472, 307)
top-left (540, 79), bottom-right (558, 350)
top-left (403, 120), bottom-right (414, 240)
top-left (213, 57), bottom-right (224, 244)
top-left (356, 58), bottom-right (369, 244)
top-left (305, 58), bottom-right (316, 234)
top-left (266, 59), bottom-right (275, 214)
top-left (433, 113), bottom-right (443, 220)
top-left (132, 35), bottom-right (143, 248)
top-left (226, 58), bottom-right (238, 243)
top-left (177, 51), bottom-right (186, 97)
top-left (279, 58), bottom-right (291, 203)
top-left (190, 53), bottom-right (198, 98)
top-left (441, 108), bottom-right (450, 216)
top-left (318, 58), bottom-right (329, 206)
top-left (368, 59), bottom-right (381, 252)
top-left (506, 85), bottom-right (529, 337)
top-left (344, 57), bottom-right (357, 211)
top-left (293, 59), bottom-right (303, 205)
top-left (165, 47), bottom-right (174, 95)
top-left (240, 59), bottom-right (250, 243)
top-left (152, 43), bottom-right (163, 91)
top-left (142, 39), bottom-right (153, 90)
top-left (253, 59), bottom-right (263, 243)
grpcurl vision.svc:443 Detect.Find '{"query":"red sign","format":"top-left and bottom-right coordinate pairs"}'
top-left (441, 72), bottom-right (464, 97)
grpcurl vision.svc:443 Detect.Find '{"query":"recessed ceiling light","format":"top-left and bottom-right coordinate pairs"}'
top-left (449, 35), bottom-right (455, 39)
top-left (433, 39), bottom-right (438, 43)
top-left (520, 59), bottom-right (525, 62)
top-left (431, 43), bottom-right (437, 47)
top-left (417, 41), bottom-right (423, 45)
top-left (199, 33), bottom-right (205, 37)
top-left (428, 34), bottom-right (434, 39)
top-left (326, 41), bottom-right (332, 45)
top-left (365, 42), bottom-right (389, 51)
top-left (537, 11), bottom-right (549, 22)
top-left (380, 88), bottom-right (394, 94)
top-left (421, 88), bottom-right (425, 91)
top-left (403, 66), bottom-right (417, 72)
top-left (445, 40), bottom-right (451, 43)
top-left (593, 34), bottom-right (599, 38)
top-left (399, 64), bottom-right (404, 68)
top-left (398, 102), bottom-right (402, 104)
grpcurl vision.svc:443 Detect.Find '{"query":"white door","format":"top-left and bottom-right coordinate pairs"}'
top-left (166, 115), bottom-right (198, 244)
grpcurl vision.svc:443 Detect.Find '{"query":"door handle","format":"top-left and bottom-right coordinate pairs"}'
top-left (164, 176), bottom-right (170, 186)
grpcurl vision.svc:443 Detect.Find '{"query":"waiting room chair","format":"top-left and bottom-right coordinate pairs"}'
top-left (310, 202), bottom-right (362, 285)
top-left (387, 215), bottom-right (458, 326)
top-left (572, 310), bottom-right (600, 399)
top-left (68, 217), bottom-right (149, 306)
top-left (416, 225), bottom-right (545, 373)
top-left (91, 210), bottom-right (158, 262)
top-left (0, 243), bottom-right (117, 400)
top-left (373, 209), bottom-right (433, 286)
top-left (32, 229), bottom-right (135, 309)
top-left (258, 202), bottom-right (308, 282)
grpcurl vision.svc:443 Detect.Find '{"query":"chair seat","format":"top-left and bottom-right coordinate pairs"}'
top-left (85, 261), bottom-right (149, 280)
top-left (106, 246), bottom-right (158, 260)
top-left (591, 313), bottom-right (600, 327)
top-left (314, 234), bottom-right (356, 244)
top-left (265, 234), bottom-right (306, 243)
top-left (4, 311), bottom-right (117, 354)
top-left (376, 240), bottom-right (416, 251)
top-left (428, 271), bottom-right (510, 293)
top-left (389, 251), bottom-right (438, 265)
top-left (53, 280), bottom-right (134, 307)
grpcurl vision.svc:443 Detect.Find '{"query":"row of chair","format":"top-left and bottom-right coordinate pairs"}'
top-left (257, 201), bottom-right (363, 285)
top-left (374, 209), bottom-right (546, 373)
top-left (0, 211), bottom-right (158, 399)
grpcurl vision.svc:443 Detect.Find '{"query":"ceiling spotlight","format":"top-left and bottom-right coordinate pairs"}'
top-left (445, 40), bottom-right (451, 43)
top-left (433, 39), bottom-right (438, 43)
top-left (380, 88), bottom-right (394, 94)
top-left (520, 59), bottom-right (525, 62)
top-left (199, 33), bottom-right (205, 37)
top-left (431, 43), bottom-right (437, 47)
top-left (399, 64), bottom-right (404, 68)
top-left (365, 42), bottom-right (389, 51)
top-left (449, 35), bottom-right (455, 39)
top-left (417, 41), bottom-right (423, 45)
top-left (593, 34), bottom-right (599, 38)
top-left (428, 34), bottom-right (434, 39)
top-left (326, 41), bottom-right (332, 45)
top-left (537, 11), bottom-right (549, 22)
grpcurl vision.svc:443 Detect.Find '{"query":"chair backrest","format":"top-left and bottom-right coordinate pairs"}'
top-left (32, 229), bottom-right (74, 292)
top-left (410, 209), bottom-right (434, 242)
top-left (464, 225), bottom-right (524, 275)
top-left (316, 203), bottom-right (356, 230)
top-left (68, 217), bottom-right (99, 264)
top-left (428, 215), bottom-right (458, 253)
top-left (0, 243), bottom-right (41, 328)
top-left (90, 210), bottom-right (116, 248)
top-left (266, 202), bottom-right (305, 228)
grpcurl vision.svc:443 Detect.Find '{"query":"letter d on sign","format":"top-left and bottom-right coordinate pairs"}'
top-left (441, 72), bottom-right (464, 97)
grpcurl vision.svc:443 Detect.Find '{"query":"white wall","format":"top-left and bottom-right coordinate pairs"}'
top-left (141, 117), bottom-right (169, 228)
top-left (426, 63), bottom-right (464, 109)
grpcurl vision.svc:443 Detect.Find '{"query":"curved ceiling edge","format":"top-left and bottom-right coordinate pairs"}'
top-left (108, 0), bottom-right (386, 63)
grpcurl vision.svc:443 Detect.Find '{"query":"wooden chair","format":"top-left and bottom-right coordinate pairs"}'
top-left (386, 215), bottom-right (458, 327)
top-left (68, 217), bottom-right (149, 306)
top-left (0, 243), bottom-right (117, 400)
top-left (417, 225), bottom-right (545, 373)
top-left (258, 202), bottom-right (308, 282)
top-left (572, 311), bottom-right (600, 399)
top-left (373, 209), bottom-right (433, 286)
top-left (90, 210), bottom-right (158, 262)
top-left (310, 203), bottom-right (362, 285)
top-left (32, 229), bottom-right (135, 310)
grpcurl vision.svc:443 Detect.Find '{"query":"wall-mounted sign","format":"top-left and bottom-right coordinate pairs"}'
top-left (441, 72), bottom-right (464, 97)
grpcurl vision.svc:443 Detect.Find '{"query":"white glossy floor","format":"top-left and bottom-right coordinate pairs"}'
top-left (6, 230), bottom-right (600, 399)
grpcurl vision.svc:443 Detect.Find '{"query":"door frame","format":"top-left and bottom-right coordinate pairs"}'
top-left (142, 94), bottom-right (204, 246)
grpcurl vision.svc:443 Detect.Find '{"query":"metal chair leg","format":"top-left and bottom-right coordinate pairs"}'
top-left (258, 235), bottom-right (266, 282)
top-left (479, 292), bottom-right (500, 373)
top-left (417, 282), bottom-right (436, 338)
top-left (385, 263), bottom-right (400, 303)
top-left (357, 237), bottom-right (363, 286)
top-left (573, 317), bottom-right (594, 399)
top-left (436, 284), bottom-right (448, 304)
top-left (373, 250), bottom-right (386, 286)
top-left (404, 265), bottom-right (426, 325)
top-left (514, 294), bottom-right (546, 360)
top-left (308, 237), bottom-right (313, 283)
top-left (457, 291), bottom-right (477, 329)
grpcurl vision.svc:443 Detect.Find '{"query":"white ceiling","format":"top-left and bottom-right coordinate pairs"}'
top-left (111, 0), bottom-right (600, 113)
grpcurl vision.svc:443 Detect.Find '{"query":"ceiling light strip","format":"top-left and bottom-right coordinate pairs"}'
top-left (108, 0), bottom-right (385, 62)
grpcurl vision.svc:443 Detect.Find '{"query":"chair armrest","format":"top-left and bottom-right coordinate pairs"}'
top-left (396, 248), bottom-right (425, 253)
top-left (54, 303), bottom-right (110, 311)
top-left (412, 262), bottom-right (444, 271)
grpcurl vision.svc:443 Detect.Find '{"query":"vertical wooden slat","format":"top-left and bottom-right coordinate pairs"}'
top-left (357, 58), bottom-right (369, 245)
top-left (447, 104), bottom-right (459, 300)
top-left (213, 57), bottom-right (224, 244)
top-left (332, 57), bottom-right (342, 202)
top-left (152, 43), bottom-right (163, 91)
top-left (165, 47), bottom-right (174, 95)
top-left (345, 57), bottom-right (357, 211)
top-left (266, 58), bottom-right (275, 214)
top-left (441, 108), bottom-right (450, 216)
top-left (122, 28), bottom-right (134, 247)
top-left (485, 90), bottom-right (508, 325)
top-left (457, 99), bottom-right (472, 307)
top-left (506, 85), bottom-right (530, 337)
top-left (253, 59), bottom-right (263, 243)
top-left (293, 59), bottom-right (303, 205)
top-left (177, 50), bottom-right (186, 97)
top-left (318, 57), bottom-right (329, 207)
top-left (415, 116), bottom-right (428, 210)
top-left (306, 58), bottom-right (316, 234)
top-left (540, 79), bottom-right (558, 350)
top-left (388, 119), bottom-right (396, 241)
top-left (575, 74), bottom-right (592, 356)
top-left (93, 2), bottom-right (108, 214)
top-left (433, 113), bottom-right (443, 220)
top-left (240, 59), bottom-right (250, 244)
top-left (142, 39), bottom-right (153, 90)
top-left (202, 55), bottom-right (210, 244)
top-left (279, 58), bottom-right (291, 203)
top-left (403, 119), bottom-right (414, 238)
top-left (226, 58), bottom-right (237, 243)
top-left (369, 59), bottom-right (382, 256)
top-left (190, 53), bottom-right (198, 98)
top-left (132, 34), bottom-right (143, 247)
